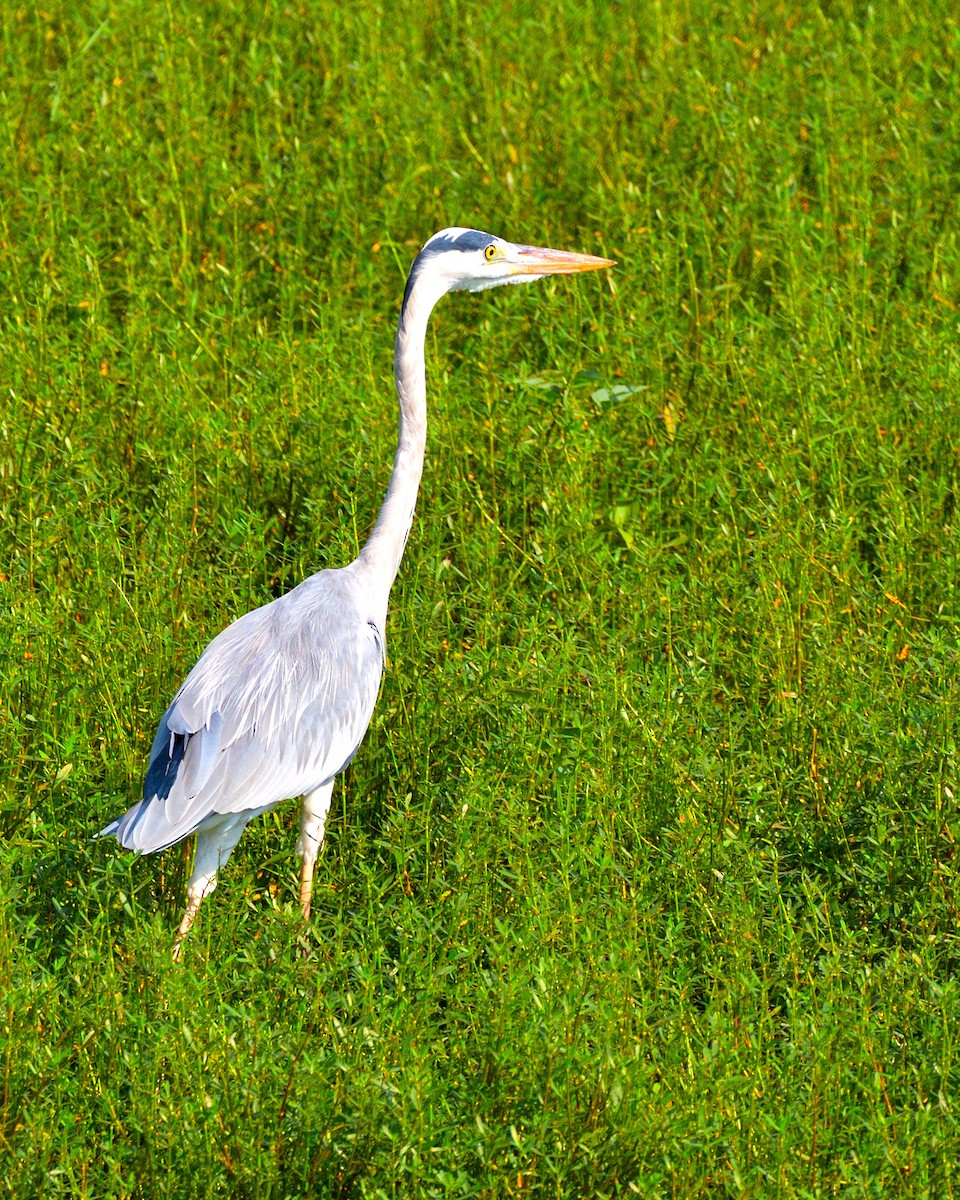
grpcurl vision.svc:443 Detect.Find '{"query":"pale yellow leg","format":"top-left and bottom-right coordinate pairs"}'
top-left (299, 858), bottom-right (315, 921)
top-left (172, 895), bottom-right (203, 961)
top-left (170, 816), bottom-right (250, 959)
top-left (297, 781), bottom-right (335, 923)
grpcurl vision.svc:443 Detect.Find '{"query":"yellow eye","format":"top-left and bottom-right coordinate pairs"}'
top-left (484, 243), bottom-right (498, 261)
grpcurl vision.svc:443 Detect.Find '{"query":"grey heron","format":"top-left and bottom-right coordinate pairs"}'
top-left (100, 227), bottom-right (614, 956)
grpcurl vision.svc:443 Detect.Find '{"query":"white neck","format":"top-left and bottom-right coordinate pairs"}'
top-left (357, 269), bottom-right (448, 600)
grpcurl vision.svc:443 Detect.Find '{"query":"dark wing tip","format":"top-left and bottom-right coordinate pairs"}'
top-left (143, 731), bottom-right (190, 803)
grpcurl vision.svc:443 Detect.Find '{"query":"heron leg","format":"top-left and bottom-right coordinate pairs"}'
top-left (172, 892), bottom-right (205, 961)
top-left (297, 781), bottom-right (335, 921)
top-left (172, 815), bottom-right (249, 959)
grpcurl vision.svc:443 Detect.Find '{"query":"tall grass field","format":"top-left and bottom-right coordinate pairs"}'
top-left (2, 1), bottom-right (959, 1195)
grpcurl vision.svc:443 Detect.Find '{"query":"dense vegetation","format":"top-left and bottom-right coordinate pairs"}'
top-left (2, 1), bottom-right (958, 1195)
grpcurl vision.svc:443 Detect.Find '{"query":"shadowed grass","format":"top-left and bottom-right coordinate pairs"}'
top-left (2, 0), bottom-right (959, 1196)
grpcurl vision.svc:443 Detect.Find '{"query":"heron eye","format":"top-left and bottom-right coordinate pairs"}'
top-left (484, 243), bottom-right (498, 261)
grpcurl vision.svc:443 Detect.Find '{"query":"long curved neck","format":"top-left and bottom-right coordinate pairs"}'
top-left (358, 268), bottom-right (447, 598)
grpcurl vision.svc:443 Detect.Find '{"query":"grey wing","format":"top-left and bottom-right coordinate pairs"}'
top-left (102, 576), bottom-right (385, 853)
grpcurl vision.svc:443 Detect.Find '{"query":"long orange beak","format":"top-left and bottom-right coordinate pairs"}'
top-left (510, 244), bottom-right (615, 276)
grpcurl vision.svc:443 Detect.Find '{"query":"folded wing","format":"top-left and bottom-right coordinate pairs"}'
top-left (101, 569), bottom-right (384, 852)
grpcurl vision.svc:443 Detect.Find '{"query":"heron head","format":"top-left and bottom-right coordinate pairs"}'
top-left (413, 227), bottom-right (614, 295)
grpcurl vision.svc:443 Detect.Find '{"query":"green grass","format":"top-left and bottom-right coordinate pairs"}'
top-left (2, 0), bottom-right (960, 1194)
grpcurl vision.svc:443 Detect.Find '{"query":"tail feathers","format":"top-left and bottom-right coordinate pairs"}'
top-left (97, 799), bottom-right (190, 854)
top-left (97, 815), bottom-right (122, 839)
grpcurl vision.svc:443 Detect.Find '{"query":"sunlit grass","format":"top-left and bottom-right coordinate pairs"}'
top-left (2, 1), bottom-right (959, 1196)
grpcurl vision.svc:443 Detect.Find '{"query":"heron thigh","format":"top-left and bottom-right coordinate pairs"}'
top-left (188, 812), bottom-right (254, 902)
top-left (297, 780), bottom-right (335, 867)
